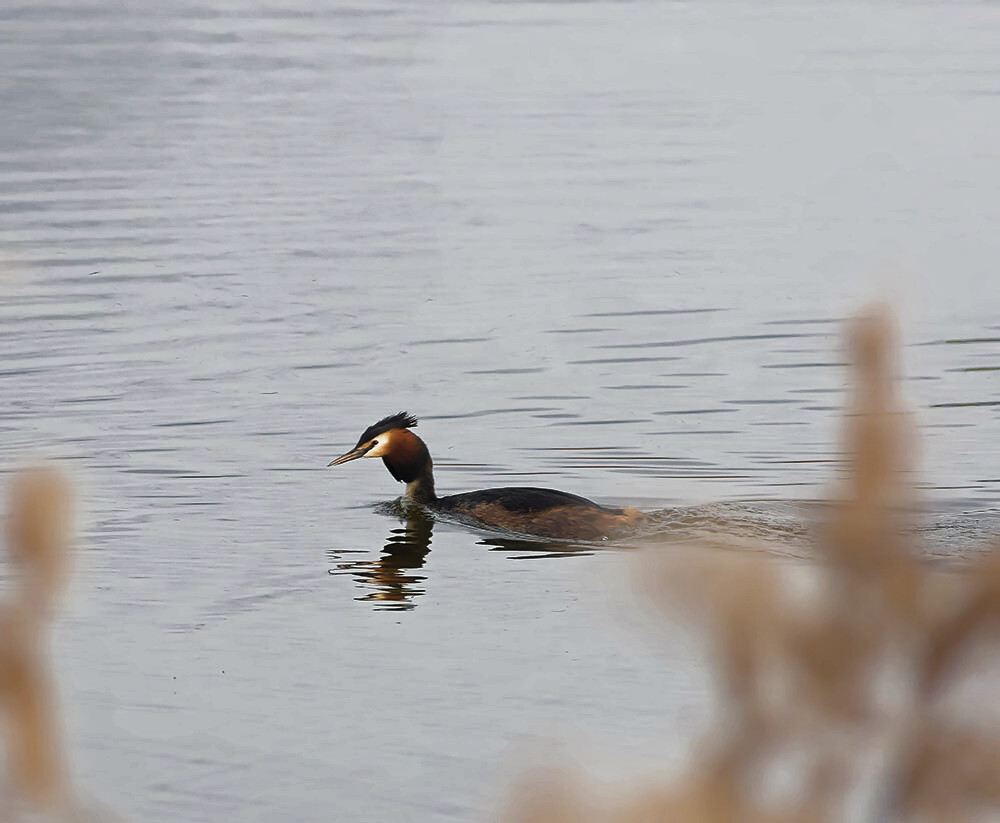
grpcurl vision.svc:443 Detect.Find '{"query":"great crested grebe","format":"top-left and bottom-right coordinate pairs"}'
top-left (327, 412), bottom-right (644, 540)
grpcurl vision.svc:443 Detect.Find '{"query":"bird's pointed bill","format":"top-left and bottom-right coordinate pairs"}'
top-left (327, 445), bottom-right (369, 467)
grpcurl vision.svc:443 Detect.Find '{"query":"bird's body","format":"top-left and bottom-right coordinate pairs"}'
top-left (328, 412), bottom-right (644, 540)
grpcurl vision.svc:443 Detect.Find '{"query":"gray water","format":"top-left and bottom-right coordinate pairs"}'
top-left (3, 1), bottom-right (1000, 820)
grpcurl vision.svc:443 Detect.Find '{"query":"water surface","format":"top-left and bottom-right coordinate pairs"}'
top-left (3, 1), bottom-right (1000, 820)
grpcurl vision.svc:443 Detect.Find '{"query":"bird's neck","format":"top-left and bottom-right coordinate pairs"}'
top-left (404, 458), bottom-right (437, 504)
top-left (382, 430), bottom-right (437, 503)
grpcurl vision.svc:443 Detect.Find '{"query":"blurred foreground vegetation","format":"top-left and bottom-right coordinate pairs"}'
top-left (507, 307), bottom-right (1000, 822)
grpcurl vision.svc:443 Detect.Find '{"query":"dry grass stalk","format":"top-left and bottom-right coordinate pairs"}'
top-left (0, 465), bottom-right (75, 816)
top-left (507, 306), bottom-right (1000, 822)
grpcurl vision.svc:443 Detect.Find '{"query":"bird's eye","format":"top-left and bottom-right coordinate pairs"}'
top-left (371, 440), bottom-right (379, 446)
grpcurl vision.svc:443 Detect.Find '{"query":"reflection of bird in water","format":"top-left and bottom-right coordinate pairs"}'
top-left (328, 412), bottom-right (645, 540)
top-left (330, 510), bottom-right (433, 610)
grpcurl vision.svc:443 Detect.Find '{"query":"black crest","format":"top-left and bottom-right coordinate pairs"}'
top-left (356, 411), bottom-right (418, 446)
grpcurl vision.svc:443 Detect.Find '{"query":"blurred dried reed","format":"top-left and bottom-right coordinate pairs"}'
top-left (506, 305), bottom-right (1000, 822)
top-left (0, 465), bottom-right (76, 818)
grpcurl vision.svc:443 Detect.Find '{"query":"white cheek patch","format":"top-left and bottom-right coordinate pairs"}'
top-left (366, 437), bottom-right (391, 458)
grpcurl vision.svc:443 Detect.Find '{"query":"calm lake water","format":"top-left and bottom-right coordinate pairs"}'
top-left (3, 1), bottom-right (1000, 820)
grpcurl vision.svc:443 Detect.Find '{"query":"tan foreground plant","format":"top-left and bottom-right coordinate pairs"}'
top-left (0, 465), bottom-right (77, 817)
top-left (506, 306), bottom-right (1000, 822)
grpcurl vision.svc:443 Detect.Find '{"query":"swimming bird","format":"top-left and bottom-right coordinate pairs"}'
top-left (327, 412), bottom-right (644, 540)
